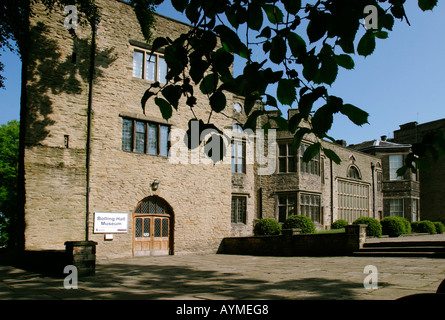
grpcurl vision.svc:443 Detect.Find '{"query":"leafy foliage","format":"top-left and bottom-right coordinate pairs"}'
top-left (141, 0), bottom-right (438, 164)
top-left (411, 220), bottom-right (437, 234)
top-left (331, 219), bottom-right (349, 230)
top-left (0, 120), bottom-right (19, 246)
top-left (381, 216), bottom-right (409, 237)
top-left (282, 215), bottom-right (316, 234)
top-left (353, 216), bottom-right (382, 237)
top-left (254, 218), bottom-right (282, 236)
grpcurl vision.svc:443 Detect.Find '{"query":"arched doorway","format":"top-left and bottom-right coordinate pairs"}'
top-left (133, 196), bottom-right (173, 256)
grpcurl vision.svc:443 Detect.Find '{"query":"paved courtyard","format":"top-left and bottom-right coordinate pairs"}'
top-left (0, 234), bottom-right (445, 300)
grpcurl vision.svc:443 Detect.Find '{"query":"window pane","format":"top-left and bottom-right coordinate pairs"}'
top-left (135, 218), bottom-right (142, 238)
top-left (148, 124), bottom-right (158, 155)
top-left (160, 125), bottom-right (169, 156)
top-left (145, 54), bottom-right (156, 81)
top-left (122, 119), bottom-right (133, 152)
top-left (133, 51), bottom-right (143, 78)
top-left (162, 218), bottom-right (169, 237)
top-left (158, 56), bottom-right (167, 83)
top-left (288, 157), bottom-right (295, 172)
top-left (279, 144), bottom-right (286, 156)
top-left (135, 121), bottom-right (146, 153)
top-left (154, 218), bottom-right (161, 237)
top-left (231, 198), bottom-right (236, 223)
top-left (279, 158), bottom-right (286, 173)
top-left (288, 144), bottom-right (295, 156)
top-left (389, 155), bottom-right (403, 180)
top-left (143, 218), bottom-right (150, 237)
top-left (279, 206), bottom-right (287, 223)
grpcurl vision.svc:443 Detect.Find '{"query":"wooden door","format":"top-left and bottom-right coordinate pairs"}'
top-left (133, 197), bottom-right (173, 256)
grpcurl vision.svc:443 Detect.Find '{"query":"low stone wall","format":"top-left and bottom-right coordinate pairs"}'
top-left (219, 225), bottom-right (367, 257)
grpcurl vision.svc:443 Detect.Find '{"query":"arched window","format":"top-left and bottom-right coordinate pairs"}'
top-left (134, 196), bottom-right (171, 215)
top-left (348, 166), bottom-right (361, 180)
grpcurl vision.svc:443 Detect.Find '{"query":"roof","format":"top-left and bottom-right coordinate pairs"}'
top-left (348, 139), bottom-right (411, 152)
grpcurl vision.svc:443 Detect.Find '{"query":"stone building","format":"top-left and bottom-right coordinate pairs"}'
top-left (349, 137), bottom-right (420, 222)
top-left (256, 110), bottom-right (383, 229)
top-left (393, 119), bottom-right (445, 223)
top-left (22, 0), bottom-right (384, 259)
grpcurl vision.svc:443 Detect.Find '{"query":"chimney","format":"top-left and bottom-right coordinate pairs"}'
top-left (380, 135), bottom-right (387, 141)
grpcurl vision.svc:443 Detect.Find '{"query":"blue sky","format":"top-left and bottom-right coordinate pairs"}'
top-left (1, 1), bottom-right (444, 145)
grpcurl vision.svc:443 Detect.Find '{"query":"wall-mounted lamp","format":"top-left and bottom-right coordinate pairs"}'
top-left (152, 179), bottom-right (160, 191)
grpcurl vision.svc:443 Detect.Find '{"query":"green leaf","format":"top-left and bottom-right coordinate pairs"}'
top-left (315, 53), bottom-right (338, 85)
top-left (312, 104), bottom-right (334, 136)
top-left (303, 142), bottom-right (321, 162)
top-left (302, 55), bottom-right (319, 81)
top-left (357, 30), bottom-right (376, 57)
top-left (247, 2), bottom-right (263, 31)
top-left (341, 104), bottom-right (369, 126)
top-left (171, 0), bottom-right (188, 13)
top-left (214, 25), bottom-right (249, 59)
top-left (277, 79), bottom-right (296, 106)
top-left (270, 36), bottom-right (287, 64)
top-left (200, 73), bottom-right (218, 94)
top-left (270, 116), bottom-right (288, 131)
top-left (374, 30), bottom-right (388, 39)
top-left (209, 91), bottom-right (226, 112)
top-left (307, 12), bottom-right (329, 43)
top-left (281, 0), bottom-right (301, 15)
top-left (418, 0), bottom-right (437, 11)
top-left (287, 32), bottom-right (306, 58)
top-left (334, 54), bottom-right (354, 70)
top-left (244, 110), bottom-right (265, 130)
top-left (263, 4), bottom-right (284, 24)
top-left (155, 97), bottom-right (173, 120)
top-left (323, 147), bottom-right (341, 165)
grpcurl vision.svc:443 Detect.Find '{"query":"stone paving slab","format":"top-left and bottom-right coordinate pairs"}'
top-left (0, 234), bottom-right (444, 300)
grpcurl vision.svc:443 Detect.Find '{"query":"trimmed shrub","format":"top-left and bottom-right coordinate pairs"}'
top-left (434, 222), bottom-right (445, 234)
top-left (381, 217), bottom-right (407, 237)
top-left (282, 215), bottom-right (316, 234)
top-left (411, 220), bottom-right (436, 234)
top-left (353, 217), bottom-right (382, 237)
top-left (331, 219), bottom-right (349, 230)
top-left (254, 218), bottom-right (281, 236)
top-left (400, 217), bottom-right (411, 234)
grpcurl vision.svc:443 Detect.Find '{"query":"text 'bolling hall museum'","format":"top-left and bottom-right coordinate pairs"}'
top-left (21, 0), bottom-right (423, 259)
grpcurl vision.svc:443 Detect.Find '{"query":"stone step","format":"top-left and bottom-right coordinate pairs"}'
top-left (363, 241), bottom-right (445, 248)
top-left (353, 251), bottom-right (445, 258)
top-left (360, 246), bottom-right (445, 253)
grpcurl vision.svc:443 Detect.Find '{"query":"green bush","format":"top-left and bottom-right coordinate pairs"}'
top-left (282, 215), bottom-right (316, 234)
top-left (411, 220), bottom-right (436, 234)
top-left (352, 217), bottom-right (382, 237)
top-left (331, 219), bottom-right (349, 230)
top-left (434, 222), bottom-right (445, 234)
top-left (400, 217), bottom-right (411, 234)
top-left (381, 217), bottom-right (407, 237)
top-left (254, 218), bottom-right (282, 236)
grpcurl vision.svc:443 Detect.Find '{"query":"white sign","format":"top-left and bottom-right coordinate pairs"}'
top-left (94, 212), bottom-right (128, 233)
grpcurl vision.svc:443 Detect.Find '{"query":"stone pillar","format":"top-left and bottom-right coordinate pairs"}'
top-left (65, 241), bottom-right (97, 276)
top-left (281, 228), bottom-right (302, 238)
top-left (345, 224), bottom-right (367, 253)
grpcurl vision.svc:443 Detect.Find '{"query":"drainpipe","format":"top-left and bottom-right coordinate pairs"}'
top-left (330, 159), bottom-right (334, 225)
top-left (85, 16), bottom-right (98, 241)
top-left (371, 162), bottom-right (376, 219)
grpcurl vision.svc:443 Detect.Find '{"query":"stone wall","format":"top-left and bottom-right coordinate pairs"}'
top-left (24, 0), bottom-right (241, 258)
top-left (256, 110), bottom-right (383, 229)
top-left (394, 120), bottom-right (445, 223)
top-left (219, 225), bottom-right (367, 256)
